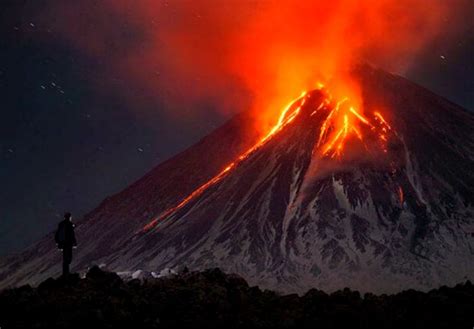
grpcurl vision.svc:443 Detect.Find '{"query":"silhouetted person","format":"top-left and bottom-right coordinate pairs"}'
top-left (54, 212), bottom-right (77, 276)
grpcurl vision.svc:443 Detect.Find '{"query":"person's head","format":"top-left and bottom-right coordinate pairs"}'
top-left (64, 212), bottom-right (72, 221)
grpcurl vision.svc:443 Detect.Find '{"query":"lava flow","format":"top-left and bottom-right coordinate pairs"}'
top-left (142, 91), bottom-right (308, 232)
top-left (142, 85), bottom-right (395, 232)
top-left (315, 87), bottom-right (394, 158)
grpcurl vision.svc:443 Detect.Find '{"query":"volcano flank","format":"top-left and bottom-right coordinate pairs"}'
top-left (1, 65), bottom-right (473, 294)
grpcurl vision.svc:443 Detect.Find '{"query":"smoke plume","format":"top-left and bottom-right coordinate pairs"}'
top-left (43, 0), bottom-right (468, 133)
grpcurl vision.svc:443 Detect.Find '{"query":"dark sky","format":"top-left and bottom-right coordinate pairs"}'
top-left (1, 1), bottom-right (473, 255)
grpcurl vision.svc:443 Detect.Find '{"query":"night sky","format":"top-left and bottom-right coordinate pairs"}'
top-left (1, 0), bottom-right (473, 255)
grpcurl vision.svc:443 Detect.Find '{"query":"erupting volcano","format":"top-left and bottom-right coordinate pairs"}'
top-left (142, 81), bottom-right (397, 233)
top-left (1, 65), bottom-right (473, 293)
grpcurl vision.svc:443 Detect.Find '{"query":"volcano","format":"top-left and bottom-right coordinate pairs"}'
top-left (1, 65), bottom-right (473, 293)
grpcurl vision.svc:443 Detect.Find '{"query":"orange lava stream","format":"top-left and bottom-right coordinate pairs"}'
top-left (142, 92), bottom-right (308, 232)
top-left (398, 186), bottom-right (404, 204)
top-left (374, 111), bottom-right (392, 129)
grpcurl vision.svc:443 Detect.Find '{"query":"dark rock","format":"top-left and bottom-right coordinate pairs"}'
top-left (37, 277), bottom-right (57, 291)
top-left (86, 265), bottom-right (122, 286)
top-left (57, 272), bottom-right (81, 286)
top-left (0, 268), bottom-right (473, 328)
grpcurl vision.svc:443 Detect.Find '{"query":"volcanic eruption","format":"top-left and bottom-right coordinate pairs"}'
top-left (1, 64), bottom-right (473, 293)
top-left (1, 1), bottom-right (473, 294)
top-left (142, 79), bottom-right (398, 233)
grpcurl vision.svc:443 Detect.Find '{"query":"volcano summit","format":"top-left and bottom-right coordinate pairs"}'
top-left (1, 65), bottom-right (473, 293)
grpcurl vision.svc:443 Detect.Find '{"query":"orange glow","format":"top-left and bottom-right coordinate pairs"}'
top-left (314, 85), bottom-right (394, 158)
top-left (398, 186), bottom-right (404, 204)
top-left (223, 0), bottom-right (448, 134)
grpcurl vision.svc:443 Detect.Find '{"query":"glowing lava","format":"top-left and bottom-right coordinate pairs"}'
top-left (142, 85), bottom-right (394, 232)
top-left (315, 86), bottom-right (393, 158)
top-left (142, 91), bottom-right (308, 232)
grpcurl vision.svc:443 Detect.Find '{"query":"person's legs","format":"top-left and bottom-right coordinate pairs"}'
top-left (62, 247), bottom-right (72, 276)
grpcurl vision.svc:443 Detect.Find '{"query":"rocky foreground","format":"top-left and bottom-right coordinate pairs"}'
top-left (0, 267), bottom-right (472, 328)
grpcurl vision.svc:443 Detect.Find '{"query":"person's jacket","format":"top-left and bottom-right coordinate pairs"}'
top-left (55, 220), bottom-right (77, 249)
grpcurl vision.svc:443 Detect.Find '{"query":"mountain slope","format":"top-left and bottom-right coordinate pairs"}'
top-left (1, 66), bottom-right (473, 293)
top-left (0, 110), bottom-right (259, 287)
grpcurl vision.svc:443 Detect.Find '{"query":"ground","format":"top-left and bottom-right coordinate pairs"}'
top-left (0, 266), bottom-right (472, 328)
